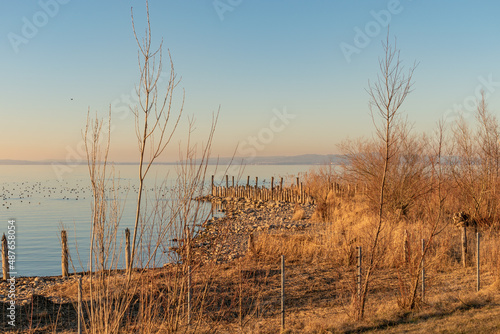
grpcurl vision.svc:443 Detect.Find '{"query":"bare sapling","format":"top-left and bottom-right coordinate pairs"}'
top-left (474, 92), bottom-right (500, 221)
top-left (400, 120), bottom-right (447, 310)
top-left (83, 110), bottom-right (131, 334)
top-left (356, 31), bottom-right (417, 319)
top-left (128, 1), bottom-right (183, 277)
top-left (451, 92), bottom-right (500, 223)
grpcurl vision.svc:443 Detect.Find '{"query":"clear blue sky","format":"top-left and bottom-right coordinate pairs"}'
top-left (1, 0), bottom-right (500, 162)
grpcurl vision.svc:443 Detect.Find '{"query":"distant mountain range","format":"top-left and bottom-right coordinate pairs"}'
top-left (0, 154), bottom-right (344, 166)
top-left (212, 154), bottom-right (344, 165)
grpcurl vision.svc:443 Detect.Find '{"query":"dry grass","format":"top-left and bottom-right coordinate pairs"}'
top-left (235, 191), bottom-right (500, 333)
top-left (10, 173), bottom-right (500, 333)
top-left (6, 235), bottom-right (500, 333)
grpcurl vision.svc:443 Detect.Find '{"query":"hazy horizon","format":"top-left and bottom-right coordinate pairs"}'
top-left (0, 153), bottom-right (342, 166)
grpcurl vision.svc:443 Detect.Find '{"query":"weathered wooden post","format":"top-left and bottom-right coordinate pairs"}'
top-left (453, 212), bottom-right (470, 268)
top-left (78, 276), bottom-right (82, 334)
top-left (225, 175), bottom-right (229, 189)
top-left (477, 232), bottom-right (480, 292)
top-left (125, 228), bottom-right (131, 273)
top-left (186, 227), bottom-right (191, 265)
top-left (232, 175), bottom-right (235, 188)
top-left (246, 175), bottom-right (250, 188)
top-left (461, 225), bottom-right (467, 268)
top-left (271, 177), bottom-right (274, 200)
top-left (421, 239), bottom-right (425, 303)
top-left (300, 182), bottom-right (303, 204)
top-left (357, 246), bottom-right (362, 300)
top-left (2, 234), bottom-right (9, 281)
top-left (255, 177), bottom-right (258, 200)
top-left (211, 175), bottom-right (214, 196)
top-left (188, 265), bottom-right (192, 325)
top-left (238, 261), bottom-right (243, 328)
top-left (281, 255), bottom-right (285, 332)
top-left (61, 230), bottom-right (69, 278)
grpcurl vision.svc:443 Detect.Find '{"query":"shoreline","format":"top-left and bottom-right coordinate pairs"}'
top-left (189, 195), bottom-right (315, 263)
top-left (0, 196), bottom-right (316, 305)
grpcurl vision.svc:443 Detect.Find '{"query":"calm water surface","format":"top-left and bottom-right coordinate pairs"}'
top-left (0, 164), bottom-right (312, 276)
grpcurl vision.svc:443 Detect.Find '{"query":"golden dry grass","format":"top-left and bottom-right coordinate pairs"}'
top-left (239, 191), bottom-right (500, 333)
top-left (8, 192), bottom-right (500, 333)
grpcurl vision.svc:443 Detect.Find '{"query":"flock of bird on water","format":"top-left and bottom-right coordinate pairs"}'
top-left (0, 180), bottom-right (151, 210)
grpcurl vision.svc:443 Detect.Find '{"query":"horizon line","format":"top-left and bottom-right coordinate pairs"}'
top-left (0, 154), bottom-right (343, 166)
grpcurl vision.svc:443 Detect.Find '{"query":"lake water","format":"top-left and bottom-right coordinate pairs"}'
top-left (0, 164), bottom-right (313, 276)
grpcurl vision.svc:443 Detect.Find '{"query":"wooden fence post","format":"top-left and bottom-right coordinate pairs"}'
top-left (188, 265), bottom-right (192, 325)
top-left (421, 239), bottom-right (425, 303)
top-left (461, 225), bottom-right (467, 268)
top-left (211, 175), bottom-right (214, 196)
top-left (300, 182), bottom-right (303, 204)
top-left (186, 227), bottom-right (191, 265)
top-left (477, 232), bottom-right (480, 292)
top-left (281, 255), bottom-right (285, 332)
top-left (78, 276), bottom-right (82, 334)
top-left (61, 230), bottom-right (69, 278)
top-left (271, 177), bottom-right (274, 200)
top-left (226, 175), bottom-right (229, 189)
top-left (2, 234), bottom-right (9, 281)
top-left (357, 246), bottom-right (362, 300)
top-left (239, 261), bottom-right (243, 328)
top-left (125, 228), bottom-right (131, 273)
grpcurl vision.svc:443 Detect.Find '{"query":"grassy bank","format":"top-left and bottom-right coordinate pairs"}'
top-left (2, 187), bottom-right (500, 333)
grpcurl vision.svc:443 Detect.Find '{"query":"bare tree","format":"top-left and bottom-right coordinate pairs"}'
top-left (451, 92), bottom-right (500, 223)
top-left (128, 1), bottom-right (183, 277)
top-left (475, 92), bottom-right (500, 220)
top-left (398, 119), bottom-right (447, 310)
top-left (78, 1), bottom-right (222, 331)
top-left (356, 32), bottom-right (417, 319)
top-left (84, 110), bottom-right (133, 334)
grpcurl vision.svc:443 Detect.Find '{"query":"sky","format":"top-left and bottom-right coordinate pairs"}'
top-left (1, 0), bottom-right (500, 163)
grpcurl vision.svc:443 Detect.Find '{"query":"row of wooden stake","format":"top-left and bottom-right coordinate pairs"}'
top-left (211, 175), bottom-right (314, 204)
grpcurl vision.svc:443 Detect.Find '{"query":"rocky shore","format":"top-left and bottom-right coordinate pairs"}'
top-left (188, 195), bottom-right (315, 263)
top-left (0, 275), bottom-right (80, 305)
top-left (0, 196), bottom-right (316, 305)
